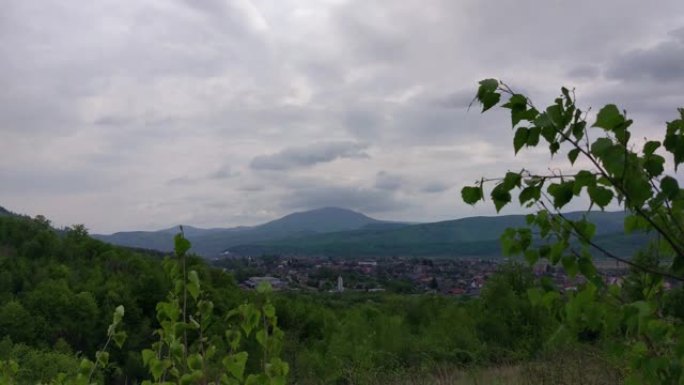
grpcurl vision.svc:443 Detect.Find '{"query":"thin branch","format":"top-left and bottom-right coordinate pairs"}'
top-left (478, 171), bottom-right (601, 184)
top-left (500, 82), bottom-right (684, 258)
top-left (540, 201), bottom-right (684, 282)
top-left (553, 115), bottom-right (684, 259)
top-left (648, 178), bottom-right (684, 238)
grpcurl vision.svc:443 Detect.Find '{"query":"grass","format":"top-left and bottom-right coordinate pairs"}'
top-left (303, 348), bottom-right (624, 385)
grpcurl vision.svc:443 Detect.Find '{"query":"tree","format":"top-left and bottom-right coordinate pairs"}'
top-left (0, 301), bottom-right (35, 344)
top-left (463, 79), bottom-right (684, 384)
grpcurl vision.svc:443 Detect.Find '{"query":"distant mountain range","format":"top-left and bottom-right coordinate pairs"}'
top-left (93, 207), bottom-right (393, 257)
top-left (92, 207), bottom-right (644, 259)
top-left (227, 210), bottom-right (645, 258)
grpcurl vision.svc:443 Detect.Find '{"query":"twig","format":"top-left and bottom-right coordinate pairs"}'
top-left (539, 201), bottom-right (684, 282)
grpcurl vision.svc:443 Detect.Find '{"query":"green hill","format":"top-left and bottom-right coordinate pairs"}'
top-left (227, 211), bottom-right (639, 258)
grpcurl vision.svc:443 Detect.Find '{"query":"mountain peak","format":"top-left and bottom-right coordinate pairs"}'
top-left (257, 207), bottom-right (380, 233)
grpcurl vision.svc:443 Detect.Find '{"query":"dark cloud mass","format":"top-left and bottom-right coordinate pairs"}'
top-left (606, 35), bottom-right (684, 82)
top-left (1, 0), bottom-right (683, 232)
top-left (250, 141), bottom-right (369, 170)
top-left (374, 171), bottom-right (403, 191)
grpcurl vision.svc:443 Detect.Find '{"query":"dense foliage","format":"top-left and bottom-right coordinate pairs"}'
top-left (464, 79), bottom-right (684, 384)
top-left (0, 213), bottom-right (589, 384)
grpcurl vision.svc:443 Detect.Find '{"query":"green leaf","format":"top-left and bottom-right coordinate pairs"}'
top-left (660, 176), bottom-right (679, 200)
top-left (476, 79), bottom-right (500, 112)
top-left (198, 299), bottom-right (214, 319)
top-left (643, 154), bottom-right (665, 177)
top-left (225, 330), bottom-right (242, 351)
top-left (187, 270), bottom-right (201, 301)
top-left (624, 175), bottom-right (651, 208)
top-left (478, 78), bottom-right (499, 93)
top-left (113, 331), bottom-right (127, 348)
top-left (573, 170), bottom-right (596, 195)
top-left (95, 351), bottom-right (109, 367)
top-left (571, 121), bottom-right (586, 140)
top-left (527, 126), bottom-right (541, 146)
top-left (240, 304), bottom-right (260, 336)
top-left (545, 104), bottom-right (564, 128)
top-left (664, 113), bottom-right (684, 169)
top-left (593, 104), bottom-right (625, 130)
top-left (519, 185), bottom-right (541, 205)
top-left (150, 359), bottom-right (170, 381)
top-left (479, 92), bottom-right (500, 112)
top-left (600, 145), bottom-right (626, 177)
top-left (502, 172), bottom-right (522, 190)
top-left (524, 249), bottom-right (539, 265)
top-left (174, 233), bottom-right (192, 256)
top-left (587, 185), bottom-right (613, 209)
top-left (502, 94), bottom-right (527, 109)
top-left (562, 255), bottom-right (578, 277)
top-left (578, 257), bottom-right (596, 278)
top-left (142, 349), bottom-right (156, 366)
top-left (590, 137), bottom-right (613, 157)
top-left (575, 219), bottom-right (596, 240)
top-left (255, 329), bottom-right (268, 348)
top-left (461, 186), bottom-right (483, 205)
top-left (549, 141), bottom-right (560, 155)
top-left (513, 127), bottom-right (528, 154)
top-left (113, 305), bottom-right (125, 326)
top-left (257, 281), bottom-right (272, 294)
top-left (643, 141), bottom-right (661, 155)
top-left (567, 148), bottom-right (580, 164)
top-left (491, 185), bottom-right (512, 212)
top-left (188, 353), bottom-right (203, 371)
top-left (547, 182), bottom-right (574, 209)
top-left (79, 359), bottom-right (94, 376)
top-left (267, 357), bottom-right (290, 379)
top-left (624, 214), bottom-right (648, 233)
top-left (263, 303), bottom-right (276, 319)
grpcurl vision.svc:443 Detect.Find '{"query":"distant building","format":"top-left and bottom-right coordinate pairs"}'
top-left (337, 275), bottom-right (344, 292)
top-left (244, 276), bottom-right (286, 290)
top-left (358, 261), bottom-right (378, 267)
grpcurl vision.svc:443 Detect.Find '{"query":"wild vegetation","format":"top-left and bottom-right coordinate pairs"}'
top-left (0, 211), bottom-right (634, 384)
top-left (463, 79), bottom-right (684, 384)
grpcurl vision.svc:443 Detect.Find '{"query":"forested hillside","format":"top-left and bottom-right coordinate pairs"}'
top-left (228, 211), bottom-right (646, 258)
top-left (0, 211), bottom-right (652, 384)
top-left (0, 214), bottom-right (238, 383)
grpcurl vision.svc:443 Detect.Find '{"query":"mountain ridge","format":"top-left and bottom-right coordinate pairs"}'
top-left (92, 207), bottom-right (639, 259)
top-left (93, 207), bottom-right (394, 256)
top-left (226, 211), bottom-right (634, 258)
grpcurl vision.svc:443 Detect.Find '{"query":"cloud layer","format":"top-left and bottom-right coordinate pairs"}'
top-left (250, 141), bottom-right (368, 170)
top-left (1, 0), bottom-right (683, 232)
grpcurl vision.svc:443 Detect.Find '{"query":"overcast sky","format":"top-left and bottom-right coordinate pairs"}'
top-left (1, 0), bottom-right (683, 233)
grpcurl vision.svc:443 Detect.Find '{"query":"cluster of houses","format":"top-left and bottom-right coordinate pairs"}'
top-left (224, 255), bottom-right (634, 296)
top-left (218, 252), bottom-right (645, 296)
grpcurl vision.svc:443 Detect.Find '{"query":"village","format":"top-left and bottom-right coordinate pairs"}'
top-left (214, 255), bottom-right (631, 296)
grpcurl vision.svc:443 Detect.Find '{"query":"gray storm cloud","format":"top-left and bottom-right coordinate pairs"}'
top-left (0, 0), bottom-right (683, 232)
top-left (250, 141), bottom-right (369, 170)
top-left (605, 33), bottom-right (684, 82)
